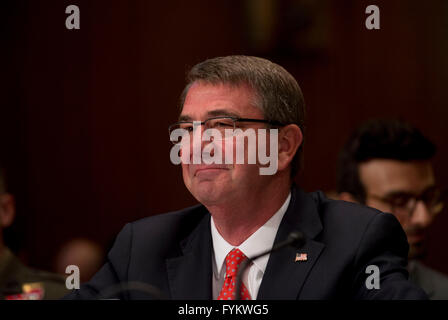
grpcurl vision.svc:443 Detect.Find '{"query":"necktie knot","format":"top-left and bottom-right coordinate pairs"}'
top-left (225, 248), bottom-right (248, 278)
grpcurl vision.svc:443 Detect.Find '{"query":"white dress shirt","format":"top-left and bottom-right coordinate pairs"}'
top-left (211, 192), bottom-right (291, 300)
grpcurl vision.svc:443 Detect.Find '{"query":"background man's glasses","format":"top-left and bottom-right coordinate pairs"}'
top-left (368, 187), bottom-right (445, 218)
top-left (168, 116), bottom-right (285, 145)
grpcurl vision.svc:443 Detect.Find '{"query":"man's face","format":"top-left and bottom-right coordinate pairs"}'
top-left (359, 159), bottom-right (436, 259)
top-left (179, 82), bottom-right (270, 207)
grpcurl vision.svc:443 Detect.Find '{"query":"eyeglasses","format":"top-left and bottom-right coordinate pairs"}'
top-left (168, 116), bottom-right (285, 145)
top-left (367, 187), bottom-right (445, 218)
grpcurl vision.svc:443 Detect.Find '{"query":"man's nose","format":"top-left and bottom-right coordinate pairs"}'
top-left (190, 123), bottom-right (211, 146)
top-left (410, 201), bottom-right (433, 228)
top-left (188, 124), bottom-right (215, 161)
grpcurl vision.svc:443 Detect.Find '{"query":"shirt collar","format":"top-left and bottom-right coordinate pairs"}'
top-left (211, 192), bottom-right (291, 276)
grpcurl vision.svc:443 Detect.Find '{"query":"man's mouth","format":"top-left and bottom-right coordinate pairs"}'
top-left (406, 228), bottom-right (426, 244)
top-left (192, 165), bottom-right (230, 176)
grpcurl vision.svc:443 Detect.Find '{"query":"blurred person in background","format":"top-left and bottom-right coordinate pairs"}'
top-left (337, 119), bottom-right (448, 299)
top-left (0, 164), bottom-right (68, 299)
top-left (54, 238), bottom-right (104, 283)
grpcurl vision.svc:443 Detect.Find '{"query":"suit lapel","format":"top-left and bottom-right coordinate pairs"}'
top-left (257, 188), bottom-right (326, 299)
top-left (166, 211), bottom-right (213, 299)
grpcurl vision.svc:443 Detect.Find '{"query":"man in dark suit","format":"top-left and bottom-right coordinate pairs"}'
top-left (65, 55), bottom-right (426, 300)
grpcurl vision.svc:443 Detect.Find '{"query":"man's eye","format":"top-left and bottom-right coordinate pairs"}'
top-left (390, 196), bottom-right (410, 207)
top-left (180, 124), bottom-right (194, 132)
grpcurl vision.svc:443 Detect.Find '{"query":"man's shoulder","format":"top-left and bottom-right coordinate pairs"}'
top-left (20, 268), bottom-right (69, 299)
top-left (305, 190), bottom-right (404, 246)
top-left (0, 250), bottom-right (68, 299)
top-left (413, 261), bottom-right (448, 280)
top-left (114, 204), bottom-right (209, 254)
top-left (300, 191), bottom-right (425, 299)
top-left (412, 261), bottom-right (448, 299)
top-left (310, 190), bottom-right (388, 226)
top-left (131, 203), bottom-right (208, 232)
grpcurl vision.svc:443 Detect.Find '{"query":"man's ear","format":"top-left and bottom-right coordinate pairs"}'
top-left (0, 193), bottom-right (15, 228)
top-left (339, 192), bottom-right (359, 204)
top-left (277, 124), bottom-right (303, 172)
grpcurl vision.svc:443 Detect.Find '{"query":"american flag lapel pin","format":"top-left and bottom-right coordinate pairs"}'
top-left (295, 252), bottom-right (308, 262)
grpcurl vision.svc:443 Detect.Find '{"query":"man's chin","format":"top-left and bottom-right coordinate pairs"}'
top-left (408, 241), bottom-right (428, 260)
top-left (189, 183), bottom-right (227, 206)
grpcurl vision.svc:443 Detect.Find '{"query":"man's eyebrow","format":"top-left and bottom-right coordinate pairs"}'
top-left (384, 191), bottom-right (414, 198)
top-left (178, 115), bottom-right (192, 122)
top-left (384, 184), bottom-right (437, 198)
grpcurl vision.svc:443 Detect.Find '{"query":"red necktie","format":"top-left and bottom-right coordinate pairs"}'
top-left (217, 248), bottom-right (252, 300)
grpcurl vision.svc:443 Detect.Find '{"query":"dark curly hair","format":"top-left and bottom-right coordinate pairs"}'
top-left (337, 119), bottom-right (436, 203)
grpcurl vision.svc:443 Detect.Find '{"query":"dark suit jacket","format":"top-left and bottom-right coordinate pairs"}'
top-left (65, 188), bottom-right (427, 299)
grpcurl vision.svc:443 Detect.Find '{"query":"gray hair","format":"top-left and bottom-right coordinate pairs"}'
top-left (179, 55), bottom-right (306, 177)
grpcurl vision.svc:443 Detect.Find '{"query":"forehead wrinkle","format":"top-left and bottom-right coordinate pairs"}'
top-left (206, 109), bottom-right (241, 118)
top-left (178, 109), bottom-right (241, 122)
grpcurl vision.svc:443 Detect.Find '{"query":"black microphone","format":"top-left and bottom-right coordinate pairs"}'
top-left (234, 231), bottom-right (306, 300)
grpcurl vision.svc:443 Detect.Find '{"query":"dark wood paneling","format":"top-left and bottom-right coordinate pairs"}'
top-left (2, 0), bottom-right (447, 274)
